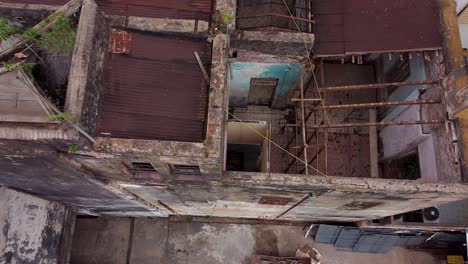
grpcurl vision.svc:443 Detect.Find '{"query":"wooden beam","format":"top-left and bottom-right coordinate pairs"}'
top-left (194, 51), bottom-right (210, 83)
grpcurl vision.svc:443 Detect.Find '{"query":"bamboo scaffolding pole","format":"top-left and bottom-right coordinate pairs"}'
top-left (286, 120), bottom-right (445, 129)
top-left (305, 99), bottom-right (441, 109)
top-left (319, 80), bottom-right (438, 92)
top-left (299, 71), bottom-right (309, 176)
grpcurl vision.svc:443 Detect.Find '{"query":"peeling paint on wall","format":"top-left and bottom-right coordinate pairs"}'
top-left (0, 187), bottom-right (66, 264)
top-left (229, 63), bottom-right (303, 108)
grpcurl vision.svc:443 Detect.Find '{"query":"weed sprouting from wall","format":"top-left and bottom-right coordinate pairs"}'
top-left (38, 16), bottom-right (76, 54)
top-left (0, 18), bottom-right (18, 41)
top-left (21, 14), bottom-right (76, 54)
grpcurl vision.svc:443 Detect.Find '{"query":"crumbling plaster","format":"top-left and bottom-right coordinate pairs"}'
top-left (0, 187), bottom-right (67, 264)
top-left (106, 16), bottom-right (210, 34)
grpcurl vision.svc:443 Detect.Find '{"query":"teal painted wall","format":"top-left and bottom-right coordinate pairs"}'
top-left (229, 62), bottom-right (303, 108)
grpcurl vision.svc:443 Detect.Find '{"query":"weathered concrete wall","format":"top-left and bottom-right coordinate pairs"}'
top-left (2, 138), bottom-right (468, 221)
top-left (70, 217), bottom-right (440, 264)
top-left (78, 1), bottom-right (109, 136)
top-left (0, 140), bottom-right (166, 217)
top-left (117, 170), bottom-right (468, 222)
top-left (65, 0), bottom-right (101, 124)
top-left (0, 187), bottom-right (67, 264)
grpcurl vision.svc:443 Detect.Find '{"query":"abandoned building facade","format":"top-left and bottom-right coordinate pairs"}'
top-left (1, 0), bottom-right (468, 262)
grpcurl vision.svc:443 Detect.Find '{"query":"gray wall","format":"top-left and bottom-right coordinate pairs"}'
top-left (0, 187), bottom-right (68, 264)
top-left (70, 217), bottom-right (440, 264)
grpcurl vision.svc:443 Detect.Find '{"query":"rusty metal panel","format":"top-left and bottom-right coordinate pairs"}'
top-left (108, 29), bottom-right (133, 54)
top-left (344, 0), bottom-right (442, 54)
top-left (312, 0), bottom-right (443, 56)
top-left (97, 32), bottom-right (211, 142)
top-left (3, 0), bottom-right (213, 21)
top-left (259, 196), bottom-right (291, 205)
top-left (2, 0), bottom-right (67, 4)
top-left (252, 256), bottom-right (310, 264)
top-left (311, 0), bottom-right (345, 56)
top-left (97, 0), bottom-right (213, 21)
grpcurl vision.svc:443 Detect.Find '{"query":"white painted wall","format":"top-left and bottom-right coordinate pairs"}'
top-left (460, 23), bottom-right (468, 49)
top-left (380, 106), bottom-right (439, 181)
top-left (457, 0), bottom-right (468, 14)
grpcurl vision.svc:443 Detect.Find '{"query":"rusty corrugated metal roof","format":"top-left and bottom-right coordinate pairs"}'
top-left (97, 31), bottom-right (211, 142)
top-left (97, 0), bottom-right (213, 21)
top-left (2, 0), bottom-right (213, 21)
top-left (3, 0), bottom-right (67, 4)
top-left (312, 0), bottom-right (443, 56)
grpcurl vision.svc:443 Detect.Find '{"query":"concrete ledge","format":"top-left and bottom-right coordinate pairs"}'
top-left (95, 137), bottom-right (207, 158)
top-left (65, 0), bottom-right (97, 120)
top-left (0, 2), bottom-right (60, 10)
top-left (0, 123), bottom-right (77, 140)
top-left (231, 30), bottom-right (314, 58)
top-left (225, 171), bottom-right (468, 195)
top-left (127, 16), bottom-right (209, 33)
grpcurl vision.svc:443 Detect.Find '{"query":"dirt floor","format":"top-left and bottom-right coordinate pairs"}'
top-left (70, 217), bottom-right (442, 264)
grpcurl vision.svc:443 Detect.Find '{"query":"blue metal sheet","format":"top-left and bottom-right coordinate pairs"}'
top-left (353, 235), bottom-right (399, 253)
top-left (314, 225), bottom-right (342, 244)
top-left (334, 228), bottom-right (361, 250)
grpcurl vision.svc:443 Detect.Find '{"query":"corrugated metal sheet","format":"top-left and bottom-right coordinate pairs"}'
top-left (1, 0), bottom-right (67, 4)
top-left (353, 235), bottom-right (399, 253)
top-left (97, 0), bottom-right (213, 21)
top-left (334, 228), bottom-right (361, 250)
top-left (314, 224), bottom-right (342, 244)
top-left (1, 0), bottom-right (213, 21)
top-left (312, 0), bottom-right (442, 56)
top-left (97, 32), bottom-right (211, 142)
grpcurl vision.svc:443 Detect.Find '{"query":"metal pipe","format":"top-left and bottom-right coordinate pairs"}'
top-left (275, 192), bottom-right (315, 219)
top-left (319, 80), bottom-right (438, 92)
top-left (307, 100), bottom-right (441, 109)
top-left (286, 120), bottom-right (445, 129)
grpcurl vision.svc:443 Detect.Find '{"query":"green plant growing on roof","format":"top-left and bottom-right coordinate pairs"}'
top-left (21, 13), bottom-right (76, 54)
top-left (47, 112), bottom-right (75, 123)
top-left (68, 143), bottom-right (78, 154)
top-left (220, 11), bottom-right (234, 23)
top-left (36, 15), bottom-right (76, 54)
top-left (0, 18), bottom-right (19, 41)
top-left (1, 61), bottom-right (35, 72)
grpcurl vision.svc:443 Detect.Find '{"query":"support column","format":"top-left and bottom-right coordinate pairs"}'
top-left (440, 0), bottom-right (468, 174)
top-left (369, 109), bottom-right (379, 178)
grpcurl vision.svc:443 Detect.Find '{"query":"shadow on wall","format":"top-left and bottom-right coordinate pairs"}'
top-left (70, 217), bottom-right (441, 264)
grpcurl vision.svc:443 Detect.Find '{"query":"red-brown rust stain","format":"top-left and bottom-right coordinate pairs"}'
top-left (108, 29), bottom-right (133, 54)
top-left (258, 196), bottom-right (292, 206)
